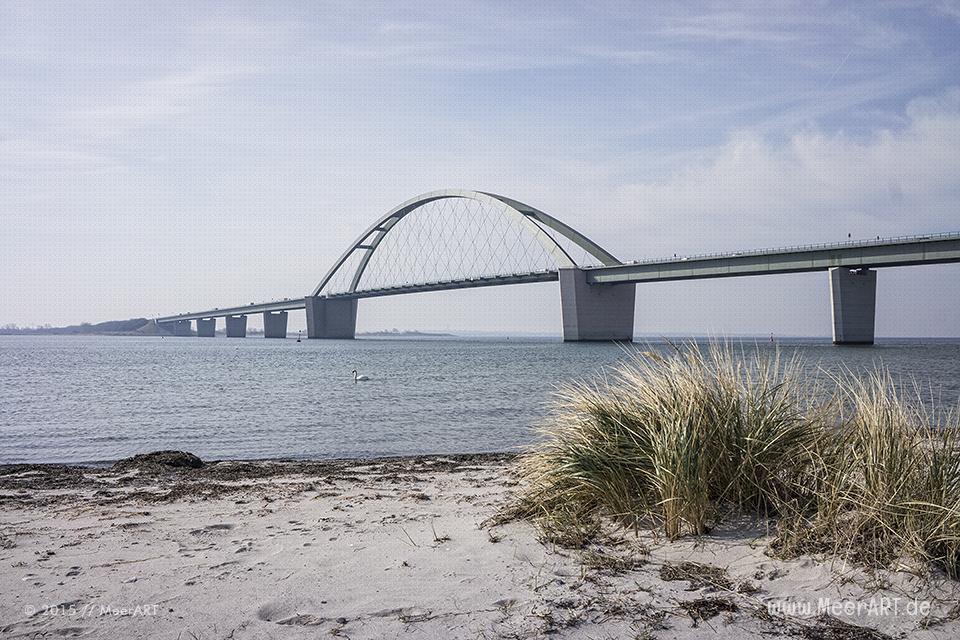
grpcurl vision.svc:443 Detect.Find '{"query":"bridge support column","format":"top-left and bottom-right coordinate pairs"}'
top-left (196, 318), bottom-right (216, 337)
top-left (305, 296), bottom-right (357, 339)
top-left (263, 311), bottom-right (288, 338)
top-left (559, 268), bottom-right (635, 341)
top-left (225, 315), bottom-right (247, 338)
top-left (829, 267), bottom-right (876, 345)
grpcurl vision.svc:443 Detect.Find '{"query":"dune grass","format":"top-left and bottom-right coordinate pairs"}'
top-left (512, 342), bottom-right (960, 577)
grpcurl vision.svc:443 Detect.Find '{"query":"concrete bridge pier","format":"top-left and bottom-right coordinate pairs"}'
top-left (225, 315), bottom-right (247, 338)
top-left (196, 318), bottom-right (216, 337)
top-left (263, 311), bottom-right (288, 338)
top-left (305, 296), bottom-right (357, 339)
top-left (830, 267), bottom-right (877, 345)
top-left (559, 268), bottom-right (636, 341)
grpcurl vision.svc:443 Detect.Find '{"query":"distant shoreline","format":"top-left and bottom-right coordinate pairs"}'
top-left (0, 317), bottom-right (156, 336)
top-left (2, 319), bottom-right (959, 341)
top-left (3, 331), bottom-right (960, 342)
top-left (0, 319), bottom-right (457, 338)
top-left (356, 330), bottom-right (452, 338)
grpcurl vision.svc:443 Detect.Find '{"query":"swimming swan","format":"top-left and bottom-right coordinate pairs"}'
top-left (352, 370), bottom-right (370, 382)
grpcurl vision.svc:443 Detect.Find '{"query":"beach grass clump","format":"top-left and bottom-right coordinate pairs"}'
top-left (516, 343), bottom-right (819, 539)
top-left (774, 370), bottom-right (960, 575)
top-left (513, 342), bottom-right (960, 576)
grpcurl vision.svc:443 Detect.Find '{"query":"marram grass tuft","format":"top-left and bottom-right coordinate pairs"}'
top-left (512, 342), bottom-right (960, 577)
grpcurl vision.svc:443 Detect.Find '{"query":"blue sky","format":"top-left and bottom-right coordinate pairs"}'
top-left (2, 1), bottom-right (959, 335)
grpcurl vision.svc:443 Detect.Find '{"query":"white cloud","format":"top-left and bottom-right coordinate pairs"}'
top-left (933, 0), bottom-right (960, 21)
top-left (63, 66), bottom-right (252, 139)
top-left (572, 47), bottom-right (679, 65)
top-left (0, 140), bottom-right (112, 171)
top-left (654, 7), bottom-right (910, 51)
top-left (608, 88), bottom-right (960, 255)
top-left (0, 65), bottom-right (252, 172)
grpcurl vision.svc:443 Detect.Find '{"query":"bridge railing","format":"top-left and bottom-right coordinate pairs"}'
top-left (613, 231), bottom-right (960, 267)
top-left (327, 269), bottom-right (559, 298)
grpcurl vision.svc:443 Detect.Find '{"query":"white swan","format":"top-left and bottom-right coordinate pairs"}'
top-left (352, 370), bottom-right (370, 382)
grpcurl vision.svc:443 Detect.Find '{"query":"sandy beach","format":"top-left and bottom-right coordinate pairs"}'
top-left (1, 453), bottom-right (958, 639)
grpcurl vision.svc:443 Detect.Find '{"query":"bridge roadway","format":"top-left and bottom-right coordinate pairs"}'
top-left (155, 272), bottom-right (559, 323)
top-left (587, 232), bottom-right (960, 284)
top-left (156, 231), bottom-right (960, 323)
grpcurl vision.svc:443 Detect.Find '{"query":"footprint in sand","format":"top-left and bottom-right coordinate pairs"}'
top-left (22, 624), bottom-right (88, 638)
top-left (257, 600), bottom-right (326, 625)
top-left (276, 614), bottom-right (326, 626)
top-left (189, 523), bottom-right (235, 536)
top-left (766, 568), bottom-right (788, 581)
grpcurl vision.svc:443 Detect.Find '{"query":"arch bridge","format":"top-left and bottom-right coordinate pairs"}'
top-left (156, 189), bottom-right (960, 344)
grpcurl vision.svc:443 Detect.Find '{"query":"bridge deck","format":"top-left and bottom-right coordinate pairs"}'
top-left (155, 272), bottom-right (558, 322)
top-left (587, 232), bottom-right (960, 284)
top-left (157, 232), bottom-right (960, 324)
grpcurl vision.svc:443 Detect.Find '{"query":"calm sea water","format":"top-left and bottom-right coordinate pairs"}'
top-left (1, 335), bottom-right (959, 464)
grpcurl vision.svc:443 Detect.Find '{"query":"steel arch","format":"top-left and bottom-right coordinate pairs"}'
top-left (312, 189), bottom-right (621, 296)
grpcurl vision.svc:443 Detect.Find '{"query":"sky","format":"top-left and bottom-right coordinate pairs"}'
top-left (1, 1), bottom-right (959, 336)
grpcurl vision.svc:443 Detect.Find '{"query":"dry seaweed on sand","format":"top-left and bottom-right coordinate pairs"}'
top-left (679, 596), bottom-right (738, 623)
top-left (579, 546), bottom-right (648, 574)
top-left (660, 561), bottom-right (733, 591)
top-left (792, 614), bottom-right (893, 640)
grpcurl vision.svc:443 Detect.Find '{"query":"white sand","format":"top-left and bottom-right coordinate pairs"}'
top-left (1, 455), bottom-right (958, 639)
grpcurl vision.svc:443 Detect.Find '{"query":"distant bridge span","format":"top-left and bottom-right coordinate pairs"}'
top-left (157, 189), bottom-right (960, 344)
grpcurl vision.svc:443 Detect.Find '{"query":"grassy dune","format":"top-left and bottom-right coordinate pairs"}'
top-left (512, 343), bottom-right (960, 577)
